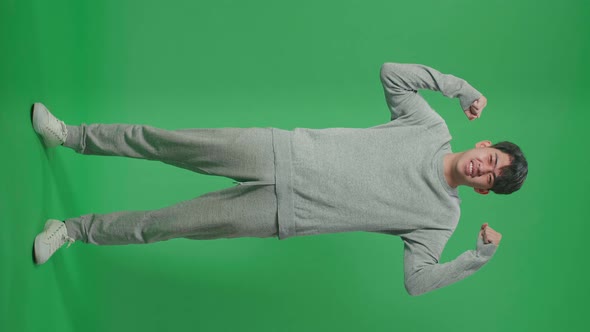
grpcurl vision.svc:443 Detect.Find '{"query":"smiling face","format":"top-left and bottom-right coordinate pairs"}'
top-left (456, 141), bottom-right (512, 194)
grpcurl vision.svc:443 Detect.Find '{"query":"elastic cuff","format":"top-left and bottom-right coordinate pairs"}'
top-left (64, 125), bottom-right (84, 152)
top-left (458, 84), bottom-right (483, 111)
top-left (476, 237), bottom-right (498, 258)
top-left (64, 219), bottom-right (85, 242)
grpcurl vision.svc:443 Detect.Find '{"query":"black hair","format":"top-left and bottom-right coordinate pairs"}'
top-left (490, 141), bottom-right (528, 194)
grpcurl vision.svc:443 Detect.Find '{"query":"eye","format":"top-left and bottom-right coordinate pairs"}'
top-left (489, 155), bottom-right (493, 164)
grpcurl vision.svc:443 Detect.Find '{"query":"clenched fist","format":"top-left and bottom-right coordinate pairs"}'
top-left (464, 95), bottom-right (487, 121)
top-left (479, 222), bottom-right (502, 245)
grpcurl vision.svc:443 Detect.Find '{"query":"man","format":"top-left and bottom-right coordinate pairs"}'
top-left (32, 62), bottom-right (528, 296)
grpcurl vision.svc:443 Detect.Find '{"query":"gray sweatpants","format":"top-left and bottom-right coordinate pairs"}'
top-left (63, 124), bottom-right (279, 245)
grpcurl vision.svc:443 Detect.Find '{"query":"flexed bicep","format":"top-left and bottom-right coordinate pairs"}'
top-left (380, 63), bottom-right (433, 121)
top-left (379, 62), bottom-right (482, 123)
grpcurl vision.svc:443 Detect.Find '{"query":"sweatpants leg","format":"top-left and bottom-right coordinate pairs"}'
top-left (61, 123), bottom-right (278, 244)
top-left (65, 184), bottom-right (277, 244)
top-left (63, 123), bottom-right (275, 182)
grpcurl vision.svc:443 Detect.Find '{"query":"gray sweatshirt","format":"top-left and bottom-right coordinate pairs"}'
top-left (271, 63), bottom-right (498, 296)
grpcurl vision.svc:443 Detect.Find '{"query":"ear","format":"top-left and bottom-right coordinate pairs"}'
top-left (475, 140), bottom-right (492, 149)
top-left (474, 188), bottom-right (490, 195)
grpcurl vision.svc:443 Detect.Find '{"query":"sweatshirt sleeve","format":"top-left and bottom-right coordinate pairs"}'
top-left (380, 63), bottom-right (482, 121)
top-left (401, 228), bottom-right (498, 296)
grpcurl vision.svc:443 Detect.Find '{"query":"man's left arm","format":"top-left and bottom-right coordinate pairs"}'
top-left (401, 224), bottom-right (500, 296)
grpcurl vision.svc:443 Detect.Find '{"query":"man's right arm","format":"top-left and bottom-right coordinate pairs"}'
top-left (380, 62), bottom-right (483, 121)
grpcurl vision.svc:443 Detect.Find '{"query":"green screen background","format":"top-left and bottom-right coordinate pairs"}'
top-left (1, 0), bottom-right (587, 331)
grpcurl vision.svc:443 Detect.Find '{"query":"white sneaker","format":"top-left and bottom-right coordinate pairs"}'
top-left (34, 219), bottom-right (75, 265)
top-left (32, 103), bottom-right (68, 148)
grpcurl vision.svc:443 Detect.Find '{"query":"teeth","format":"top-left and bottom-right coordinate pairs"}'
top-left (469, 162), bottom-right (473, 176)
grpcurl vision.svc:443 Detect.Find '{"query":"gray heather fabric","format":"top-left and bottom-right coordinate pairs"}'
top-left (63, 125), bottom-right (278, 243)
top-left (271, 63), bottom-right (498, 295)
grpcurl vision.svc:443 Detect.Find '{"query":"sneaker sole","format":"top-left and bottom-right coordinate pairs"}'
top-left (33, 219), bottom-right (56, 265)
top-left (32, 242), bottom-right (37, 264)
top-left (30, 104), bottom-right (35, 125)
top-left (33, 231), bottom-right (43, 265)
top-left (31, 103), bottom-right (44, 135)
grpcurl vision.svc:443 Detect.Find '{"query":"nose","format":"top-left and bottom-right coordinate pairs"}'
top-left (478, 162), bottom-right (493, 175)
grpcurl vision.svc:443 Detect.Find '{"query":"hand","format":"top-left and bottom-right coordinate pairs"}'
top-left (464, 95), bottom-right (487, 121)
top-left (478, 222), bottom-right (502, 245)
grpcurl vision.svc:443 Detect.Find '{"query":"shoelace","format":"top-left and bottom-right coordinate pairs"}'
top-left (43, 118), bottom-right (67, 141)
top-left (47, 224), bottom-right (75, 254)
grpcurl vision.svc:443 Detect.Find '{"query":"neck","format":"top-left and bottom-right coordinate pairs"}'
top-left (443, 152), bottom-right (463, 188)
